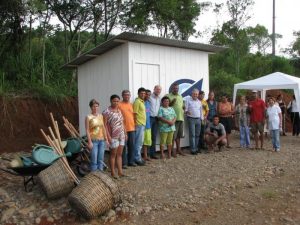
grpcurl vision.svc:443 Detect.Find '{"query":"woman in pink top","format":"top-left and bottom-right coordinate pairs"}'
top-left (103, 95), bottom-right (126, 179)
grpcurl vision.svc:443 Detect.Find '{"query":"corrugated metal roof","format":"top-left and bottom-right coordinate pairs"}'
top-left (63, 32), bottom-right (227, 68)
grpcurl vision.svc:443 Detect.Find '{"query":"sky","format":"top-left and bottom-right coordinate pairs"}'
top-left (192, 0), bottom-right (300, 55)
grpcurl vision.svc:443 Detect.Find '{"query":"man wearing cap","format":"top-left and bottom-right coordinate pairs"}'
top-left (248, 90), bottom-right (266, 149)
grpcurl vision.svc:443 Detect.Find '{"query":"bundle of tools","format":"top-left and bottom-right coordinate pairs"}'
top-left (40, 113), bottom-right (80, 185)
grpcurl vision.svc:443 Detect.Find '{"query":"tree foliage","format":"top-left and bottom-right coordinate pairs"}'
top-left (122, 0), bottom-right (203, 40)
top-left (0, 0), bottom-right (299, 99)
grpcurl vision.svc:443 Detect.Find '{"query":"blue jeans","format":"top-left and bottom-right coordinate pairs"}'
top-left (134, 125), bottom-right (145, 162)
top-left (270, 129), bottom-right (280, 149)
top-left (122, 131), bottom-right (136, 165)
top-left (90, 140), bottom-right (105, 171)
top-left (149, 117), bottom-right (158, 156)
top-left (239, 126), bottom-right (250, 147)
top-left (187, 117), bottom-right (201, 153)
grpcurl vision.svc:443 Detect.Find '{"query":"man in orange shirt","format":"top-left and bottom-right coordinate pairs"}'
top-left (118, 90), bottom-right (136, 167)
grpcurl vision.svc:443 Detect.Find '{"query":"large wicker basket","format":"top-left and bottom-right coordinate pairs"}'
top-left (68, 171), bottom-right (120, 219)
top-left (38, 159), bottom-right (75, 199)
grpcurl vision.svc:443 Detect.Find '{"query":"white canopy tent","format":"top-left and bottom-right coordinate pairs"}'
top-left (233, 72), bottom-right (300, 109)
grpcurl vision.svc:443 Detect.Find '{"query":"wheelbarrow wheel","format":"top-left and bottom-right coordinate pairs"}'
top-left (76, 161), bottom-right (90, 177)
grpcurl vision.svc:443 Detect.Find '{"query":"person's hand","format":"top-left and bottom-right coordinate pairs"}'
top-left (125, 134), bottom-right (128, 141)
top-left (87, 142), bottom-right (93, 150)
top-left (105, 140), bottom-right (110, 148)
top-left (107, 136), bottom-right (112, 145)
top-left (213, 133), bottom-right (218, 138)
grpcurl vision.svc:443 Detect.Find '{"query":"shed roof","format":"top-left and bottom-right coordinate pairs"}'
top-left (63, 32), bottom-right (227, 68)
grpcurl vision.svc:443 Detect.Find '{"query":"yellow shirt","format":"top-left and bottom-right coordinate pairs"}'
top-left (133, 97), bottom-right (146, 126)
top-left (87, 114), bottom-right (105, 140)
top-left (201, 99), bottom-right (209, 118)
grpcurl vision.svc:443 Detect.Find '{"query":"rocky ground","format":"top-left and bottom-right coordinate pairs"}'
top-left (0, 132), bottom-right (299, 225)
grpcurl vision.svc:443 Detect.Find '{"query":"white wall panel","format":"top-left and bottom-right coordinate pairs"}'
top-left (77, 43), bottom-right (129, 134)
top-left (128, 42), bottom-right (209, 147)
top-left (78, 41), bottom-right (210, 148)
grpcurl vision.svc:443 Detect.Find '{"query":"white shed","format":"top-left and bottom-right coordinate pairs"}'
top-left (64, 32), bottom-right (225, 147)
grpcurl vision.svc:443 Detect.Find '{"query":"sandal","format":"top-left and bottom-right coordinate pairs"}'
top-left (112, 175), bottom-right (119, 180)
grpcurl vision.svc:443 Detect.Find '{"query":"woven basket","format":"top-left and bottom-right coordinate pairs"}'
top-left (38, 159), bottom-right (75, 199)
top-left (68, 171), bottom-right (120, 219)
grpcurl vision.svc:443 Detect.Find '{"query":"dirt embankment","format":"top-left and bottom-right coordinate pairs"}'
top-left (0, 97), bottom-right (78, 153)
top-left (0, 90), bottom-right (293, 153)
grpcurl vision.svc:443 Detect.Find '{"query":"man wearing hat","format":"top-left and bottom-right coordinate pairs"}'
top-left (248, 90), bottom-right (266, 149)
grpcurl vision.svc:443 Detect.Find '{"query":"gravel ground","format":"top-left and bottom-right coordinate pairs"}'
top-left (0, 132), bottom-right (299, 225)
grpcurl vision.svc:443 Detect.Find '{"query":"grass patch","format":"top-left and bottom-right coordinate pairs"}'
top-left (261, 190), bottom-right (278, 199)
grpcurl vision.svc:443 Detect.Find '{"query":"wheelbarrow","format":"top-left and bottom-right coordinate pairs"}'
top-left (0, 156), bottom-right (49, 192)
top-left (0, 145), bottom-right (71, 192)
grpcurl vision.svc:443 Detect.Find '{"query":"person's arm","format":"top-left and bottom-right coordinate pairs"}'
top-left (101, 115), bottom-right (109, 147)
top-left (133, 100), bottom-right (139, 125)
top-left (230, 103), bottom-right (234, 115)
top-left (278, 107), bottom-right (282, 129)
top-left (120, 112), bottom-right (128, 141)
top-left (217, 102), bottom-right (221, 115)
top-left (234, 106), bottom-right (239, 129)
top-left (85, 116), bottom-right (93, 150)
top-left (102, 113), bottom-right (112, 144)
top-left (204, 102), bottom-right (209, 119)
top-left (185, 98), bottom-right (190, 115)
top-left (215, 126), bottom-right (226, 144)
top-left (205, 125), bottom-right (214, 136)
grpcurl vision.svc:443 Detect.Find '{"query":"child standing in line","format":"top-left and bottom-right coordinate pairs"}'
top-left (266, 97), bottom-right (282, 152)
top-left (235, 96), bottom-right (251, 149)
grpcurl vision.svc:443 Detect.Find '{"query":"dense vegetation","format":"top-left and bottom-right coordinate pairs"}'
top-left (1, 0), bottom-right (300, 100)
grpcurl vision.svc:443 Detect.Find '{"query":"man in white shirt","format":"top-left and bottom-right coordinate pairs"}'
top-left (149, 85), bottom-right (162, 159)
top-left (185, 88), bottom-right (202, 154)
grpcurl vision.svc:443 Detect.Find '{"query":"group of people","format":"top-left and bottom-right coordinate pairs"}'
top-left (84, 84), bottom-right (299, 178)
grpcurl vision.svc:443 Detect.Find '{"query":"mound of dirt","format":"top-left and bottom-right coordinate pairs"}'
top-left (0, 97), bottom-right (78, 153)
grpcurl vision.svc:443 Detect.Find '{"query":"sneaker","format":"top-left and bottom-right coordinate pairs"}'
top-left (122, 165), bottom-right (128, 169)
top-left (275, 148), bottom-right (280, 152)
top-left (128, 163), bottom-right (137, 167)
top-left (135, 160), bottom-right (146, 166)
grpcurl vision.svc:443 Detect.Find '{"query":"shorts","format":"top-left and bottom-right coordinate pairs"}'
top-left (250, 122), bottom-right (264, 134)
top-left (219, 117), bottom-right (233, 134)
top-left (160, 131), bottom-right (174, 145)
top-left (143, 128), bottom-right (152, 146)
top-left (110, 138), bottom-right (125, 149)
top-left (173, 121), bottom-right (184, 139)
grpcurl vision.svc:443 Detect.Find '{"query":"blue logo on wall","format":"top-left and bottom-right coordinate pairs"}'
top-left (169, 79), bottom-right (203, 97)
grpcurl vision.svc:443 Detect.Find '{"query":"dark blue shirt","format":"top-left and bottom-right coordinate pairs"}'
top-left (145, 100), bottom-right (151, 129)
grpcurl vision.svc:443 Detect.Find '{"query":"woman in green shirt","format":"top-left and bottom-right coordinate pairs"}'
top-left (158, 96), bottom-right (177, 159)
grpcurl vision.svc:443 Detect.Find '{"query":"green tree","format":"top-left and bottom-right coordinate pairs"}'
top-left (246, 25), bottom-right (271, 54)
top-left (121, 0), bottom-right (202, 40)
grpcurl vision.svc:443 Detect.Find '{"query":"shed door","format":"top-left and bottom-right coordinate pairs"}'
top-left (132, 62), bottom-right (160, 97)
